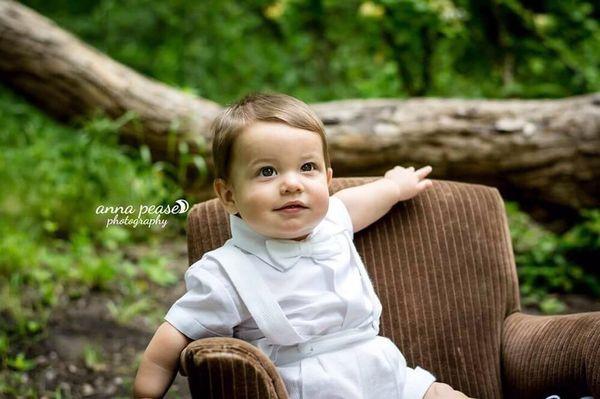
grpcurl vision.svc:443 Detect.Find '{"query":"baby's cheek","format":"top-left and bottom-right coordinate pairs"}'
top-left (244, 186), bottom-right (270, 205)
top-left (314, 188), bottom-right (331, 215)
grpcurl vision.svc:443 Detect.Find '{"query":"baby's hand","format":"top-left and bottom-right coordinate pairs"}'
top-left (383, 165), bottom-right (433, 202)
top-left (423, 382), bottom-right (476, 399)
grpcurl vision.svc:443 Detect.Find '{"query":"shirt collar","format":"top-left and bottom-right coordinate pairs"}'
top-left (229, 214), bottom-right (328, 272)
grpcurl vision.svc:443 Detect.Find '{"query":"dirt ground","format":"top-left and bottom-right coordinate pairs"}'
top-left (18, 237), bottom-right (192, 399)
top-left (15, 236), bottom-right (600, 398)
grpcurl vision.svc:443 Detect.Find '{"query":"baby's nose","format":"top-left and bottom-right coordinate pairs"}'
top-left (280, 173), bottom-right (303, 193)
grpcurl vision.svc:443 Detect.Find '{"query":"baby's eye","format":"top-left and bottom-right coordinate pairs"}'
top-left (259, 166), bottom-right (276, 177)
top-left (301, 162), bottom-right (316, 172)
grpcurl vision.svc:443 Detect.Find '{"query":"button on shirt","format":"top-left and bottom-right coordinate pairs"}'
top-left (165, 196), bottom-right (436, 399)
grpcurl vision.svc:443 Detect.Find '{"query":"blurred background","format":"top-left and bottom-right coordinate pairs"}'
top-left (0, 0), bottom-right (598, 397)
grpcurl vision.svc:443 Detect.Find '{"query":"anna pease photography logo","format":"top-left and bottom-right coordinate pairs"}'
top-left (96, 199), bottom-right (190, 228)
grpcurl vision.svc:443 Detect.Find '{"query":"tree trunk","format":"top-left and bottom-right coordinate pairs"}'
top-left (1, 0), bottom-right (599, 229)
top-left (313, 95), bottom-right (600, 228)
top-left (0, 0), bottom-right (222, 166)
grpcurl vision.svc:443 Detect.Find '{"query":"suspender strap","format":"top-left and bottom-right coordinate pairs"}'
top-left (344, 231), bottom-right (383, 333)
top-left (211, 242), bottom-right (308, 346)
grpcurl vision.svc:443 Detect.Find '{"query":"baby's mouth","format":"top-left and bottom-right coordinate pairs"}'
top-left (275, 202), bottom-right (308, 211)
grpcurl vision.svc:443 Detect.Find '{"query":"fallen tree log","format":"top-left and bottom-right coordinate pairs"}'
top-left (0, 0), bottom-right (221, 165)
top-left (0, 0), bottom-right (598, 228)
top-left (314, 95), bottom-right (600, 222)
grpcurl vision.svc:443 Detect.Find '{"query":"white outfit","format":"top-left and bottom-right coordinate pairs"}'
top-left (165, 196), bottom-right (436, 399)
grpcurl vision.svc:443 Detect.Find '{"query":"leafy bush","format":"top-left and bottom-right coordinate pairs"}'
top-left (0, 88), bottom-right (184, 379)
top-left (506, 202), bottom-right (600, 312)
top-left (19, 0), bottom-right (600, 103)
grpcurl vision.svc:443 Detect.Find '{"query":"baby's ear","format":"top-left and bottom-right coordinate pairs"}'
top-left (213, 178), bottom-right (239, 214)
top-left (326, 167), bottom-right (333, 187)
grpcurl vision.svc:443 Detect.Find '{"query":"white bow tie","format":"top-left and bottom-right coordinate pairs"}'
top-left (265, 235), bottom-right (343, 272)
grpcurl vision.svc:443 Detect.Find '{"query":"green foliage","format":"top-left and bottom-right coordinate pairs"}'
top-left (0, 94), bottom-right (182, 242)
top-left (83, 344), bottom-right (108, 372)
top-left (562, 209), bottom-right (600, 251)
top-left (6, 353), bottom-right (36, 372)
top-left (0, 87), bottom-right (184, 388)
top-left (507, 202), bottom-right (600, 313)
top-left (19, 0), bottom-right (600, 103)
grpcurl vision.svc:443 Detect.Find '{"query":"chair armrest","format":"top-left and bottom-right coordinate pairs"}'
top-left (179, 337), bottom-right (289, 399)
top-left (502, 311), bottom-right (600, 398)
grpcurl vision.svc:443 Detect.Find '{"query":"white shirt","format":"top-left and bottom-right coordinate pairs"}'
top-left (165, 196), bottom-right (435, 398)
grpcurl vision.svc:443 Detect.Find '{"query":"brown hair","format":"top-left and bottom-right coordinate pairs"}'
top-left (211, 92), bottom-right (330, 181)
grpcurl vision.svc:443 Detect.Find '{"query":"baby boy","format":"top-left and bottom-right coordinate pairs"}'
top-left (134, 92), bottom-right (472, 399)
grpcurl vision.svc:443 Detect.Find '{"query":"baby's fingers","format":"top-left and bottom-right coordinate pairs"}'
top-left (415, 165), bottom-right (433, 178)
top-left (417, 179), bottom-right (433, 191)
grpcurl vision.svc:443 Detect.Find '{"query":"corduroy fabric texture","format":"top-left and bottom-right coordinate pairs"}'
top-left (502, 312), bottom-right (600, 398)
top-left (180, 178), bottom-right (599, 398)
top-left (179, 337), bottom-right (289, 399)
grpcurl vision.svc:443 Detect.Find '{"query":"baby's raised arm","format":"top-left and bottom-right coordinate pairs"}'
top-left (134, 321), bottom-right (192, 398)
top-left (333, 165), bottom-right (433, 233)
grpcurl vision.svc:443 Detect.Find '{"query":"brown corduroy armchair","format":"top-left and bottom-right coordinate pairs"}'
top-left (178, 178), bottom-right (600, 399)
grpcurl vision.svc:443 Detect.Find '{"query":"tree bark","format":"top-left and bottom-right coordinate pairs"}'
top-left (314, 94), bottom-right (600, 225)
top-left (0, 0), bottom-right (221, 165)
top-left (0, 0), bottom-right (599, 228)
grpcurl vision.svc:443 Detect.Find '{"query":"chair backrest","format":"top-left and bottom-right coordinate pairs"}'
top-left (186, 178), bottom-right (521, 399)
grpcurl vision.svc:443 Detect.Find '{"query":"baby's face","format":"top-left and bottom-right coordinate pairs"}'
top-left (216, 121), bottom-right (332, 241)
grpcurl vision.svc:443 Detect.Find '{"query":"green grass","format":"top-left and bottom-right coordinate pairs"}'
top-left (0, 87), bottom-right (188, 396)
